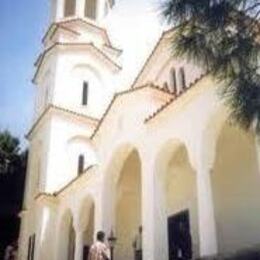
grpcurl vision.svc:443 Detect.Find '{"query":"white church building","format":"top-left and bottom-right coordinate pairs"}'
top-left (18, 0), bottom-right (260, 259)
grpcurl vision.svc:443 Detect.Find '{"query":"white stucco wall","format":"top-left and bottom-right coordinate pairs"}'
top-left (43, 111), bottom-right (97, 192)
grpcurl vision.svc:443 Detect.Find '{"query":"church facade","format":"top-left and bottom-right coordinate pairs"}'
top-left (18, 0), bottom-right (260, 259)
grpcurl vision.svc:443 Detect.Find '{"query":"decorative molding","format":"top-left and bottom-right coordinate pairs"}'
top-left (42, 18), bottom-right (114, 47)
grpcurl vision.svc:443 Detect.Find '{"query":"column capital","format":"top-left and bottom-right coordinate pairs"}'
top-left (34, 192), bottom-right (59, 209)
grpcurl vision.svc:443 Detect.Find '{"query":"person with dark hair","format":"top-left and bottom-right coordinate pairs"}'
top-left (88, 231), bottom-right (110, 260)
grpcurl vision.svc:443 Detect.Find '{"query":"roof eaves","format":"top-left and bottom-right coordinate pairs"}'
top-left (32, 43), bottom-right (58, 84)
top-left (49, 24), bottom-right (81, 42)
top-left (26, 104), bottom-right (99, 140)
top-left (59, 18), bottom-right (113, 47)
top-left (33, 42), bottom-right (121, 84)
top-left (90, 83), bottom-right (174, 139)
top-left (54, 165), bottom-right (96, 196)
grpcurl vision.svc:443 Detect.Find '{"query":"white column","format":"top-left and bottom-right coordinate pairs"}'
top-left (141, 158), bottom-right (156, 260)
top-left (97, 0), bottom-right (105, 20)
top-left (197, 165), bottom-right (218, 257)
top-left (141, 151), bottom-right (168, 260)
top-left (74, 231), bottom-right (84, 260)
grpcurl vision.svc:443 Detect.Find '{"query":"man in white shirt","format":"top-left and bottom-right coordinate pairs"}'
top-left (88, 231), bottom-right (110, 260)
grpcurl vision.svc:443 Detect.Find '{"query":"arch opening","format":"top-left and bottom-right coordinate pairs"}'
top-left (64, 0), bottom-right (76, 17)
top-left (155, 140), bottom-right (199, 259)
top-left (115, 150), bottom-right (142, 260)
top-left (78, 196), bottom-right (95, 260)
top-left (211, 122), bottom-right (260, 254)
top-left (103, 146), bottom-right (142, 260)
top-left (85, 0), bottom-right (97, 20)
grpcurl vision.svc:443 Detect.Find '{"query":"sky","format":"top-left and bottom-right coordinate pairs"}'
top-left (0, 0), bottom-right (49, 147)
top-left (0, 0), bottom-right (163, 148)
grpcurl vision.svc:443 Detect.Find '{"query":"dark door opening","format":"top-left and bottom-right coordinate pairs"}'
top-left (168, 210), bottom-right (192, 260)
top-left (83, 245), bottom-right (90, 260)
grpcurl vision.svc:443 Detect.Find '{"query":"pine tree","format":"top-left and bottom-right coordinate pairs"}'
top-left (161, 0), bottom-right (260, 132)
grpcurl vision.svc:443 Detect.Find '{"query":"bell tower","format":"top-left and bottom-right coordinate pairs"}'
top-left (19, 1), bottom-right (121, 259)
top-left (26, 0), bottom-right (122, 198)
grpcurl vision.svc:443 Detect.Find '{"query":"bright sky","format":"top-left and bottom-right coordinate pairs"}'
top-left (0, 0), bottom-right (164, 147)
top-left (1, 0), bottom-right (49, 147)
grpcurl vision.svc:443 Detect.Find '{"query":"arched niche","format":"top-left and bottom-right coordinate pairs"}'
top-left (155, 139), bottom-right (199, 259)
top-left (64, 0), bottom-right (76, 17)
top-left (85, 0), bottom-right (97, 19)
top-left (56, 209), bottom-right (75, 260)
top-left (211, 121), bottom-right (260, 254)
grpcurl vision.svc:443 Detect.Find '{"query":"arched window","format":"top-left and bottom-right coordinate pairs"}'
top-left (171, 68), bottom-right (177, 94)
top-left (82, 81), bottom-right (89, 106)
top-left (64, 0), bottom-right (76, 17)
top-left (85, 0), bottom-right (97, 19)
top-left (179, 67), bottom-right (186, 90)
top-left (78, 154), bottom-right (85, 175)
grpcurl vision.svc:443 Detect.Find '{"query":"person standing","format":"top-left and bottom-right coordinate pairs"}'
top-left (4, 241), bottom-right (17, 260)
top-left (133, 226), bottom-right (142, 260)
top-left (88, 231), bottom-right (110, 260)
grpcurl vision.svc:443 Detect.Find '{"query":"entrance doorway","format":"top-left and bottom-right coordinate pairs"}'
top-left (83, 246), bottom-right (90, 260)
top-left (168, 210), bottom-right (192, 260)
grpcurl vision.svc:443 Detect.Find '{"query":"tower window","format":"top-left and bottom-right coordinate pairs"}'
top-left (64, 0), bottom-right (76, 17)
top-left (171, 68), bottom-right (177, 94)
top-left (85, 0), bottom-right (97, 20)
top-left (82, 82), bottom-right (89, 106)
top-left (78, 155), bottom-right (85, 175)
top-left (179, 67), bottom-right (186, 90)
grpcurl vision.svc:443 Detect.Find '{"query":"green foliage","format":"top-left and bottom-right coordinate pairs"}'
top-left (0, 130), bottom-right (21, 175)
top-left (0, 131), bottom-right (27, 258)
top-left (0, 130), bottom-right (27, 205)
top-left (161, 0), bottom-right (260, 133)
